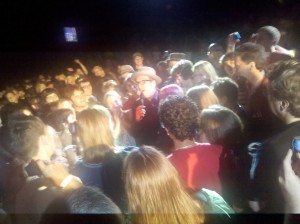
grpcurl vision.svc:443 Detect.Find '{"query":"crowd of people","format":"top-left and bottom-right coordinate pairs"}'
top-left (0, 25), bottom-right (300, 224)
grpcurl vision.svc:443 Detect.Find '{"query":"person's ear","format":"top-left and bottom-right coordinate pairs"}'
top-left (280, 100), bottom-right (290, 112)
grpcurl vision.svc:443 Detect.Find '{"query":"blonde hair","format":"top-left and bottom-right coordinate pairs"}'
top-left (77, 105), bottom-right (114, 163)
top-left (192, 60), bottom-right (218, 84)
top-left (125, 146), bottom-right (204, 224)
top-left (186, 85), bottom-right (219, 110)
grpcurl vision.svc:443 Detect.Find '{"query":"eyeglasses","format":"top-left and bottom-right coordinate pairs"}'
top-left (135, 80), bottom-right (152, 86)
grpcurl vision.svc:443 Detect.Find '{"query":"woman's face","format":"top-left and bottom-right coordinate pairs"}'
top-left (105, 93), bottom-right (122, 113)
top-left (223, 59), bottom-right (236, 78)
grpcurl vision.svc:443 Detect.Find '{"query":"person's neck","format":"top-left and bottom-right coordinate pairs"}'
top-left (249, 70), bottom-right (265, 92)
top-left (173, 139), bottom-right (198, 150)
top-left (74, 105), bottom-right (88, 113)
top-left (284, 115), bottom-right (300, 125)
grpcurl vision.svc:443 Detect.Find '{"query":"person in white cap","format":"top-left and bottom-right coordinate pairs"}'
top-left (130, 67), bottom-right (162, 146)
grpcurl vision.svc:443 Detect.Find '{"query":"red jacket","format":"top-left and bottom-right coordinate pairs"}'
top-left (168, 143), bottom-right (223, 194)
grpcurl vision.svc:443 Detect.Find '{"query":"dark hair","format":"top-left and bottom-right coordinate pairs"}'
top-left (40, 88), bottom-right (59, 104)
top-left (67, 186), bottom-right (122, 214)
top-left (44, 109), bottom-right (73, 132)
top-left (3, 115), bottom-right (45, 163)
top-left (200, 105), bottom-right (243, 148)
top-left (235, 42), bottom-right (266, 71)
top-left (211, 77), bottom-right (239, 103)
top-left (170, 60), bottom-right (194, 80)
top-left (0, 103), bottom-right (32, 127)
top-left (63, 85), bottom-right (83, 100)
top-left (258, 25), bottom-right (281, 45)
top-left (159, 96), bottom-right (200, 141)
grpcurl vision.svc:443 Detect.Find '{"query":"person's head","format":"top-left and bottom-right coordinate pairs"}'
top-left (235, 42), bottom-right (266, 80)
top-left (102, 80), bottom-right (118, 94)
top-left (103, 90), bottom-right (122, 114)
top-left (211, 77), bottom-right (239, 108)
top-left (166, 52), bottom-right (186, 69)
top-left (132, 52), bottom-right (144, 67)
top-left (92, 66), bottom-right (105, 77)
top-left (50, 98), bottom-right (76, 122)
top-left (54, 73), bottom-right (66, 82)
top-left (77, 106), bottom-right (114, 163)
top-left (124, 146), bottom-right (204, 224)
top-left (132, 67), bottom-right (161, 99)
top-left (118, 65), bottom-right (135, 80)
top-left (267, 60), bottom-right (300, 121)
top-left (35, 81), bottom-right (47, 94)
top-left (220, 52), bottom-right (236, 78)
top-left (45, 109), bottom-right (74, 132)
top-left (192, 60), bottom-right (218, 86)
top-left (40, 88), bottom-right (60, 105)
top-left (256, 25), bottom-right (281, 52)
top-left (207, 43), bottom-right (224, 63)
top-left (159, 84), bottom-right (184, 102)
top-left (199, 105), bottom-right (243, 147)
top-left (159, 96), bottom-right (200, 141)
top-left (76, 76), bottom-right (93, 97)
top-left (4, 90), bottom-right (19, 103)
top-left (0, 103), bottom-right (32, 127)
top-left (63, 85), bottom-right (87, 112)
top-left (186, 85), bottom-right (219, 111)
top-left (3, 114), bottom-right (55, 164)
top-left (67, 186), bottom-right (122, 214)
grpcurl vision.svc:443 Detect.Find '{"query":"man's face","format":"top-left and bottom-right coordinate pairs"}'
top-left (267, 90), bottom-right (282, 118)
top-left (93, 66), bottom-right (105, 77)
top-left (80, 81), bottom-right (93, 97)
top-left (235, 56), bottom-right (252, 80)
top-left (135, 75), bottom-right (156, 99)
top-left (134, 56), bottom-right (144, 67)
top-left (5, 92), bottom-right (19, 103)
top-left (105, 93), bottom-right (122, 113)
top-left (45, 93), bottom-right (59, 104)
top-left (71, 90), bottom-right (87, 109)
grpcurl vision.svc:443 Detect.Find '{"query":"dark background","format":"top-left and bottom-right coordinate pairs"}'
top-left (0, 0), bottom-right (299, 85)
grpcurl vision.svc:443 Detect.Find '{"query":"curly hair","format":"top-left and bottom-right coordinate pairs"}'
top-left (170, 60), bottom-right (194, 80)
top-left (268, 60), bottom-right (300, 117)
top-left (159, 96), bottom-right (200, 141)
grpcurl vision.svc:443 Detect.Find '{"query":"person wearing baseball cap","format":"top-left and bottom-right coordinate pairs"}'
top-left (130, 67), bottom-right (161, 146)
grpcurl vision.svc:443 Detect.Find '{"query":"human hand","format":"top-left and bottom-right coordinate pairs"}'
top-left (135, 105), bottom-right (146, 122)
top-left (74, 59), bottom-right (81, 64)
top-left (228, 32), bottom-right (240, 46)
top-left (278, 149), bottom-right (300, 213)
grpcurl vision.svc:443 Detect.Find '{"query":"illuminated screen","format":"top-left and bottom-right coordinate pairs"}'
top-left (64, 27), bottom-right (78, 42)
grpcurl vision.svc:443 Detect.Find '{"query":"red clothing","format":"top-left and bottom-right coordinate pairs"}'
top-left (167, 143), bottom-right (222, 194)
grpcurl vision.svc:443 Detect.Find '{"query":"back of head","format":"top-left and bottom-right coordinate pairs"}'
top-left (211, 77), bottom-right (239, 104)
top-left (170, 60), bottom-right (194, 80)
top-left (268, 60), bottom-right (300, 117)
top-left (77, 106), bottom-right (114, 163)
top-left (159, 96), bottom-right (200, 141)
top-left (67, 186), bottom-right (121, 214)
top-left (124, 146), bottom-right (204, 224)
top-left (186, 85), bottom-right (219, 110)
top-left (200, 105), bottom-right (243, 147)
top-left (3, 114), bottom-right (45, 163)
top-left (235, 42), bottom-right (266, 71)
top-left (258, 25), bottom-right (281, 45)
